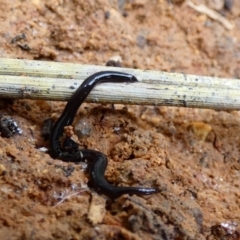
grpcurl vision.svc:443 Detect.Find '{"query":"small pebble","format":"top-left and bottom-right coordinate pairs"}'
top-left (208, 0), bottom-right (224, 10)
top-left (224, 0), bottom-right (233, 11)
top-left (104, 11), bottom-right (110, 19)
top-left (38, 147), bottom-right (49, 152)
top-left (0, 164), bottom-right (6, 175)
top-left (189, 122), bottom-right (212, 141)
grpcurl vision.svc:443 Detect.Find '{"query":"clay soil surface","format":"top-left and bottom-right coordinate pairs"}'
top-left (0, 0), bottom-right (240, 239)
